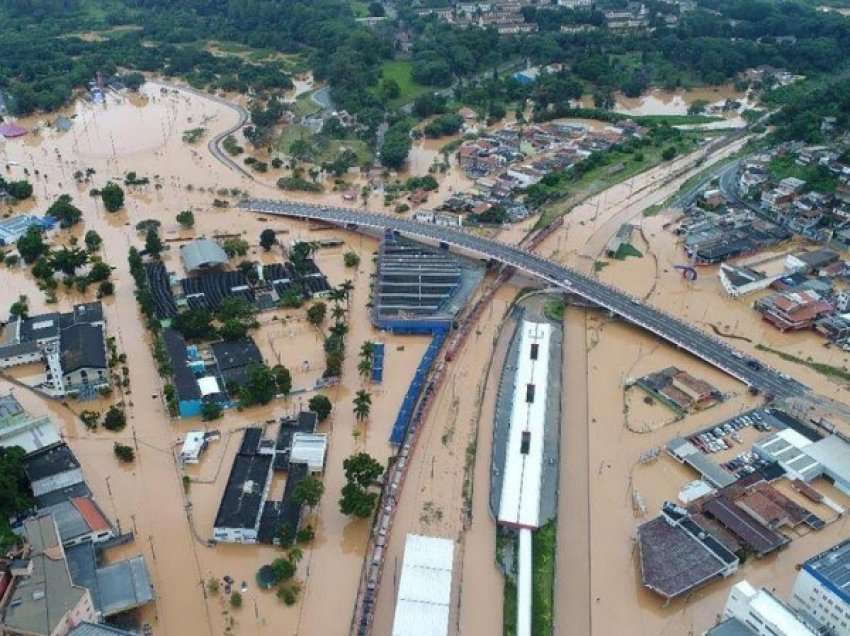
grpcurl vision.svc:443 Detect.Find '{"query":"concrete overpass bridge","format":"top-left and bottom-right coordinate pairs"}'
top-left (242, 198), bottom-right (809, 400)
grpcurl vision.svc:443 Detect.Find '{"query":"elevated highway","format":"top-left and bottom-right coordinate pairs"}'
top-left (241, 198), bottom-right (809, 399)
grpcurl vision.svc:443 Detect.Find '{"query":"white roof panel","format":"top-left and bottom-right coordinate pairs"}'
top-left (498, 321), bottom-right (550, 528)
top-left (197, 375), bottom-right (220, 396)
top-left (392, 535), bottom-right (454, 636)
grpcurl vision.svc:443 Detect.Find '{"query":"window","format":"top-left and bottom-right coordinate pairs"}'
top-left (526, 384), bottom-right (535, 403)
top-left (530, 343), bottom-right (539, 360)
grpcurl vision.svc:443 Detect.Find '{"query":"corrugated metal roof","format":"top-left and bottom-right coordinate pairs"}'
top-left (180, 239), bottom-right (227, 272)
top-left (392, 535), bottom-right (454, 636)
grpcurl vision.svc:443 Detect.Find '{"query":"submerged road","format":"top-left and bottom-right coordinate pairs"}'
top-left (241, 198), bottom-right (810, 399)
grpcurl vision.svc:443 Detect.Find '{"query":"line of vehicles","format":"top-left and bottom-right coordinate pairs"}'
top-left (689, 410), bottom-right (772, 454)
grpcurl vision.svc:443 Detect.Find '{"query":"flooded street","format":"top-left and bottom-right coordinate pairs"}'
top-left (3, 75), bottom-right (850, 636)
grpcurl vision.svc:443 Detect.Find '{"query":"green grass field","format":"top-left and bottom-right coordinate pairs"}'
top-left (532, 522), bottom-right (557, 636)
top-left (379, 60), bottom-right (431, 108)
top-left (536, 133), bottom-right (701, 228)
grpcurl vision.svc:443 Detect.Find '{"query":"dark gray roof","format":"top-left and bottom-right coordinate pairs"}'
top-left (162, 329), bottom-right (201, 401)
top-left (210, 338), bottom-right (263, 371)
top-left (705, 617), bottom-right (756, 636)
top-left (60, 323), bottom-right (107, 373)
top-left (35, 481), bottom-right (92, 508)
top-left (24, 443), bottom-right (80, 482)
top-left (66, 541), bottom-right (154, 617)
top-left (20, 312), bottom-right (61, 341)
top-left (214, 429), bottom-right (272, 530)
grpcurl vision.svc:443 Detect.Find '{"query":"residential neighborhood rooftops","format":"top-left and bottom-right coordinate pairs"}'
top-left (1, 515), bottom-right (89, 636)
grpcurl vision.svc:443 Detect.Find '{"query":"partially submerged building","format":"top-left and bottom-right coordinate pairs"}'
top-left (180, 238), bottom-right (228, 273)
top-left (0, 303), bottom-right (109, 398)
top-left (390, 534), bottom-right (455, 636)
top-left (637, 502), bottom-right (739, 601)
top-left (791, 538), bottom-right (850, 635)
top-left (213, 413), bottom-right (326, 544)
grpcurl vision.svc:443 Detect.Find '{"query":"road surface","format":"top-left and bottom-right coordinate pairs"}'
top-left (240, 198), bottom-right (810, 399)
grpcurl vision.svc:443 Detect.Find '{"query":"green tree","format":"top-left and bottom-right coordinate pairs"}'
top-left (113, 442), bottom-right (135, 463)
top-left (220, 318), bottom-right (248, 341)
top-left (84, 230), bottom-right (103, 252)
top-left (239, 364), bottom-right (277, 406)
top-left (217, 296), bottom-right (256, 322)
top-left (51, 246), bottom-right (88, 276)
top-left (230, 591), bottom-right (242, 609)
top-left (273, 365), bottom-right (292, 397)
top-left (173, 308), bottom-right (216, 340)
top-left (358, 357), bottom-right (372, 379)
top-left (352, 389), bottom-right (371, 421)
top-left (339, 482), bottom-right (378, 518)
top-left (201, 401), bottom-right (223, 421)
top-left (308, 394), bottom-right (332, 421)
top-left (306, 302), bottom-right (327, 327)
top-left (222, 238), bottom-right (249, 258)
top-left (46, 194), bottom-right (82, 228)
top-left (176, 210), bottom-right (195, 228)
top-left (271, 557), bottom-right (296, 582)
top-left (32, 257), bottom-right (54, 280)
top-left (103, 406), bottom-right (127, 431)
top-left (343, 251), bottom-right (360, 268)
top-left (16, 226), bottom-right (46, 264)
top-left (662, 146), bottom-right (677, 161)
top-left (145, 228), bottom-right (164, 259)
top-left (87, 260), bottom-right (112, 283)
top-left (343, 452), bottom-right (383, 488)
top-left (292, 476), bottom-right (325, 507)
top-left (3, 180), bottom-right (32, 200)
top-left (260, 228), bottom-right (277, 251)
top-left (9, 295), bottom-right (28, 319)
top-left (101, 181), bottom-right (125, 212)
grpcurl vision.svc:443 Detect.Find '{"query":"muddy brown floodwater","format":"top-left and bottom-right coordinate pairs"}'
top-left (4, 77), bottom-right (848, 636)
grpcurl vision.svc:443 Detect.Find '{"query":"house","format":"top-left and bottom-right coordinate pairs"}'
top-left (0, 515), bottom-right (96, 636)
top-left (40, 496), bottom-right (114, 547)
top-left (755, 289), bottom-right (833, 331)
top-left (24, 443), bottom-right (86, 499)
top-left (0, 215), bottom-right (55, 246)
top-left (179, 431), bottom-right (211, 464)
top-left (0, 303), bottom-right (109, 398)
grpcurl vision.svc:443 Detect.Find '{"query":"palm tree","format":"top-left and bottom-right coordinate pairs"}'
top-left (352, 390), bottom-right (372, 421)
top-left (328, 287), bottom-right (346, 307)
top-left (288, 546), bottom-right (303, 565)
top-left (331, 304), bottom-right (346, 323)
top-left (340, 280), bottom-right (354, 311)
top-left (359, 341), bottom-right (374, 360)
top-left (358, 357), bottom-right (372, 380)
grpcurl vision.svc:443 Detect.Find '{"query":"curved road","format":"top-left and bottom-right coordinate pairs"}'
top-left (166, 82), bottom-right (253, 179)
top-left (241, 197), bottom-right (811, 399)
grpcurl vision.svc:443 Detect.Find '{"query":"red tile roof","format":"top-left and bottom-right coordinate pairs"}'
top-left (72, 496), bottom-right (111, 532)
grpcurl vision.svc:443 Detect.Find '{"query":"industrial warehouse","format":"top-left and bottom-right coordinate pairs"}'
top-left (212, 412), bottom-right (327, 544)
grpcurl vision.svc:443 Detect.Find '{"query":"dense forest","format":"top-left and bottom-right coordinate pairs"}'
top-left (1, 0), bottom-right (849, 140)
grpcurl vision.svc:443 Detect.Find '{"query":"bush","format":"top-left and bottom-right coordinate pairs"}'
top-left (103, 406), bottom-right (126, 431)
top-left (201, 401), bottom-right (223, 421)
top-left (661, 146), bottom-right (677, 161)
top-left (176, 210), bottom-right (195, 228)
top-left (296, 526), bottom-right (315, 544)
top-left (308, 395), bottom-right (332, 421)
top-left (113, 442), bottom-right (134, 463)
top-left (230, 591), bottom-right (242, 609)
top-left (343, 251), bottom-right (360, 268)
top-left (101, 182), bottom-right (125, 212)
top-left (80, 410), bottom-right (99, 430)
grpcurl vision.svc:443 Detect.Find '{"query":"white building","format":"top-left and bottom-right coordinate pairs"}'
top-left (791, 539), bottom-right (850, 636)
top-left (179, 431), bottom-right (209, 464)
top-left (289, 433), bottom-right (328, 473)
top-left (754, 430), bottom-right (850, 495)
top-left (497, 320), bottom-right (551, 530)
top-left (722, 580), bottom-right (820, 635)
top-left (391, 534), bottom-right (454, 636)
